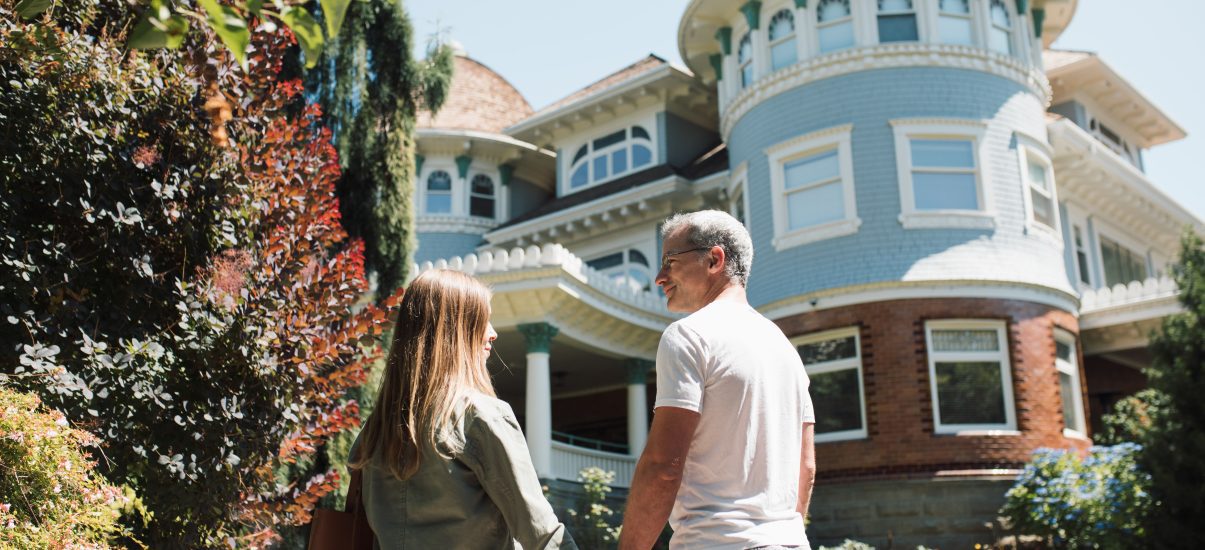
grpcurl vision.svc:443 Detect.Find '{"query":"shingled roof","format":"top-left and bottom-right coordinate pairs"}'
top-left (531, 55), bottom-right (670, 116)
top-left (417, 54), bottom-right (534, 134)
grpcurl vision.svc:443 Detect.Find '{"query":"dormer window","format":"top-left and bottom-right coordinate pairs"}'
top-left (988, 0), bottom-right (1013, 55)
top-left (738, 32), bottom-right (754, 88)
top-left (877, 0), bottom-right (918, 43)
top-left (769, 9), bottom-right (797, 72)
top-left (568, 126), bottom-right (655, 190)
top-left (425, 170), bottom-right (453, 214)
top-left (470, 174), bottom-right (495, 219)
top-left (937, 0), bottom-right (973, 45)
top-left (818, 0), bottom-right (855, 53)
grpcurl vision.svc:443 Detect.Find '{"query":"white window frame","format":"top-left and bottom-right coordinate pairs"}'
top-left (793, 327), bottom-right (868, 443)
top-left (1094, 223), bottom-right (1151, 288)
top-left (891, 118), bottom-right (994, 230)
top-left (930, 0), bottom-right (976, 46)
top-left (468, 172), bottom-right (498, 220)
top-left (564, 122), bottom-right (658, 195)
top-left (765, 123), bottom-right (861, 251)
top-left (925, 319), bottom-right (1018, 434)
top-left (421, 167), bottom-right (457, 215)
top-left (985, 0), bottom-right (1015, 56)
top-left (738, 31), bottom-right (755, 88)
top-left (873, 0), bottom-right (923, 44)
top-left (815, 0), bottom-right (856, 54)
top-left (729, 160), bottom-right (751, 227)
top-left (1054, 328), bottom-right (1087, 439)
top-left (1071, 223), bottom-right (1094, 289)
top-left (1016, 133), bottom-right (1060, 238)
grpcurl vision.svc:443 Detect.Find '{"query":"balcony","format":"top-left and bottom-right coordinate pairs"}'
top-left (551, 441), bottom-right (636, 488)
top-left (1079, 276), bottom-right (1181, 355)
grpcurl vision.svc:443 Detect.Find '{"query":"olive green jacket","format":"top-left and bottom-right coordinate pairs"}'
top-left (351, 393), bottom-right (577, 550)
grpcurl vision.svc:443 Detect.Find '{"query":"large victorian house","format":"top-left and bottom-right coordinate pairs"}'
top-left (410, 1), bottom-right (1199, 546)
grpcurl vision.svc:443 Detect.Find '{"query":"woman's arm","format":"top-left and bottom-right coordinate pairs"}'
top-left (464, 402), bottom-right (578, 550)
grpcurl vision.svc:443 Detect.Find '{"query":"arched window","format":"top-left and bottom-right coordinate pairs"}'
top-left (817, 0), bottom-right (855, 53)
top-left (877, 0), bottom-right (917, 42)
top-left (937, 0), bottom-right (973, 45)
top-left (469, 174), bottom-right (495, 219)
top-left (738, 32), bottom-right (754, 88)
top-left (587, 248), bottom-right (653, 292)
top-left (425, 170), bottom-right (452, 214)
top-left (568, 126), bottom-right (655, 190)
top-left (989, 0), bottom-right (1013, 55)
top-left (768, 9), bottom-right (797, 71)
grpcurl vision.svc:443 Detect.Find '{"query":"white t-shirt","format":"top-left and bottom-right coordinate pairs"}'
top-left (655, 299), bottom-right (816, 550)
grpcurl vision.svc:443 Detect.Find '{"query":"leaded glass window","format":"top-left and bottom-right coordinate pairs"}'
top-left (818, 0), bottom-right (854, 53)
top-left (769, 9), bottom-right (797, 71)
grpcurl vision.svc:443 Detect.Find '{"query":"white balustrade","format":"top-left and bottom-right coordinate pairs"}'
top-left (1079, 276), bottom-right (1178, 313)
top-left (550, 441), bottom-right (637, 488)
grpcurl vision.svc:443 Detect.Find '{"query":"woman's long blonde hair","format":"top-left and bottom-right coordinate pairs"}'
top-left (352, 269), bottom-right (496, 479)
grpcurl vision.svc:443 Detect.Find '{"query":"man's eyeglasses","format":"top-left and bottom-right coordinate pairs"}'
top-left (660, 247), bottom-right (711, 271)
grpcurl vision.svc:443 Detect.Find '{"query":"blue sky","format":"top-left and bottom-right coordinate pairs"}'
top-left (410, 0), bottom-right (1203, 220)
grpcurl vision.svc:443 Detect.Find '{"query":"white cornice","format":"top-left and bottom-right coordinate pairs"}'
top-left (758, 280), bottom-right (1080, 321)
top-left (483, 174), bottom-right (686, 246)
top-left (721, 43), bottom-right (1050, 139)
top-left (416, 215), bottom-right (498, 235)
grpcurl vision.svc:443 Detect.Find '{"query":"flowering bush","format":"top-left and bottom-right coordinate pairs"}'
top-left (568, 467), bottom-right (622, 549)
top-left (999, 444), bottom-right (1152, 549)
top-left (0, 387), bottom-right (127, 549)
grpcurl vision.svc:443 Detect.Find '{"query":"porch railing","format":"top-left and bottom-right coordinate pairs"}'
top-left (550, 441), bottom-right (636, 488)
top-left (1079, 276), bottom-right (1178, 313)
top-left (551, 430), bottom-right (629, 454)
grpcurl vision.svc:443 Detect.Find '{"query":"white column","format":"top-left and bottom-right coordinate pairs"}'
top-left (625, 358), bottom-right (653, 457)
top-left (519, 322), bottom-right (558, 479)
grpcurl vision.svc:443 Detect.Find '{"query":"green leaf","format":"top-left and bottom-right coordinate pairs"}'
top-left (319, 0), bottom-right (351, 39)
top-left (129, 12), bottom-right (190, 50)
top-left (281, 7), bottom-right (323, 69)
top-left (15, 0), bottom-right (53, 19)
top-left (245, 0), bottom-right (264, 16)
top-left (199, 0), bottom-right (250, 69)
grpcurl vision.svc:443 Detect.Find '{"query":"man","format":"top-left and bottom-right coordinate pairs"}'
top-left (619, 210), bottom-right (816, 550)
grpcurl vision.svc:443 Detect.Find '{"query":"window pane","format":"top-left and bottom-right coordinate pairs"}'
top-left (593, 130), bottom-right (626, 150)
top-left (913, 172), bottom-right (978, 210)
top-left (586, 252), bottom-right (624, 271)
top-left (769, 9), bottom-right (795, 40)
top-left (571, 164), bottom-right (589, 188)
top-left (1028, 161), bottom-right (1049, 191)
top-left (734, 192), bottom-right (746, 224)
top-left (940, 0), bottom-right (970, 14)
top-left (990, 0), bottom-right (1011, 28)
top-left (628, 249), bottom-right (649, 267)
top-left (938, 15), bottom-right (973, 45)
top-left (878, 14), bottom-right (918, 42)
top-left (626, 268), bottom-right (652, 292)
top-left (818, 0), bottom-right (851, 21)
top-left (784, 149), bottom-right (840, 190)
top-left (738, 33), bottom-right (753, 64)
top-left (879, 0), bottom-right (912, 10)
top-left (742, 63), bottom-right (755, 88)
top-left (798, 335), bottom-right (858, 364)
top-left (771, 40), bottom-right (798, 71)
top-left (932, 329), bottom-right (999, 352)
top-left (1030, 188), bottom-right (1055, 227)
top-left (935, 361), bottom-right (1006, 425)
top-left (426, 194), bottom-right (451, 214)
top-left (819, 22), bottom-right (855, 52)
top-left (990, 28), bottom-right (1011, 54)
top-left (470, 196), bottom-right (494, 218)
top-left (632, 145), bottom-right (653, 168)
top-left (788, 181), bottom-right (845, 230)
top-left (427, 170), bottom-right (452, 191)
top-left (593, 155), bottom-right (609, 180)
top-left (631, 126), bottom-right (651, 140)
top-left (1056, 340), bottom-right (1073, 362)
top-left (1101, 237), bottom-right (1147, 286)
top-left (471, 174), bottom-right (494, 195)
top-left (612, 149), bottom-right (628, 174)
top-left (1059, 371), bottom-right (1082, 432)
top-left (811, 368), bottom-right (864, 434)
top-left (912, 139), bottom-right (974, 168)
top-left (573, 145), bottom-right (589, 165)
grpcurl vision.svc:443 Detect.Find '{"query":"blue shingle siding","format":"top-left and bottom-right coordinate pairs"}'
top-left (508, 178), bottom-right (550, 220)
top-left (727, 67), bottom-right (1074, 308)
top-left (415, 232), bottom-right (486, 264)
top-left (665, 112), bottom-right (721, 169)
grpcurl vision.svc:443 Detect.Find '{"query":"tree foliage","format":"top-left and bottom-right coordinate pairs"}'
top-left (1, 2), bottom-right (397, 546)
top-left (0, 387), bottom-right (128, 549)
top-left (308, 0), bottom-right (453, 299)
top-left (1138, 230), bottom-right (1205, 547)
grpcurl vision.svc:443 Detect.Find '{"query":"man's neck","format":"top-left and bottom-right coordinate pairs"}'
top-left (697, 281), bottom-right (748, 311)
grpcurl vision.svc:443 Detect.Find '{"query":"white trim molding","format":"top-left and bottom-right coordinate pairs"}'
top-left (416, 215), bottom-right (499, 235)
top-left (924, 319), bottom-right (1018, 434)
top-left (765, 123), bottom-right (861, 250)
top-left (1053, 327), bottom-right (1087, 438)
top-left (720, 42), bottom-right (1050, 139)
top-left (891, 117), bottom-right (995, 230)
top-left (791, 326), bottom-right (868, 444)
top-left (1015, 131), bottom-right (1062, 243)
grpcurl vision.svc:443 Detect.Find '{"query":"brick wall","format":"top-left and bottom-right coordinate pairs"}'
top-left (775, 296), bottom-right (1091, 482)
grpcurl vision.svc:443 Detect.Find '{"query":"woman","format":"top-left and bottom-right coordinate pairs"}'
top-left (351, 269), bottom-right (576, 549)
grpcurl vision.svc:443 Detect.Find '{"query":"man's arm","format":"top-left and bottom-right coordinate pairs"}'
top-left (797, 422), bottom-right (816, 519)
top-left (618, 406), bottom-right (700, 550)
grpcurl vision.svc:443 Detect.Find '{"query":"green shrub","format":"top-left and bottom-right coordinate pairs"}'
top-left (999, 444), bottom-right (1152, 549)
top-left (0, 387), bottom-right (127, 549)
top-left (568, 467), bottom-right (622, 549)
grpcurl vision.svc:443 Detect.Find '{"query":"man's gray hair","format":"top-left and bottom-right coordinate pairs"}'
top-left (661, 210), bottom-right (754, 287)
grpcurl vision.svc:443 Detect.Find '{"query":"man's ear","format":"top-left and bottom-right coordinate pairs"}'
top-left (708, 246), bottom-right (726, 274)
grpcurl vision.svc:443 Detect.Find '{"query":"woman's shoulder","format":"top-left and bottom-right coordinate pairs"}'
top-left (464, 392), bottom-right (517, 424)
